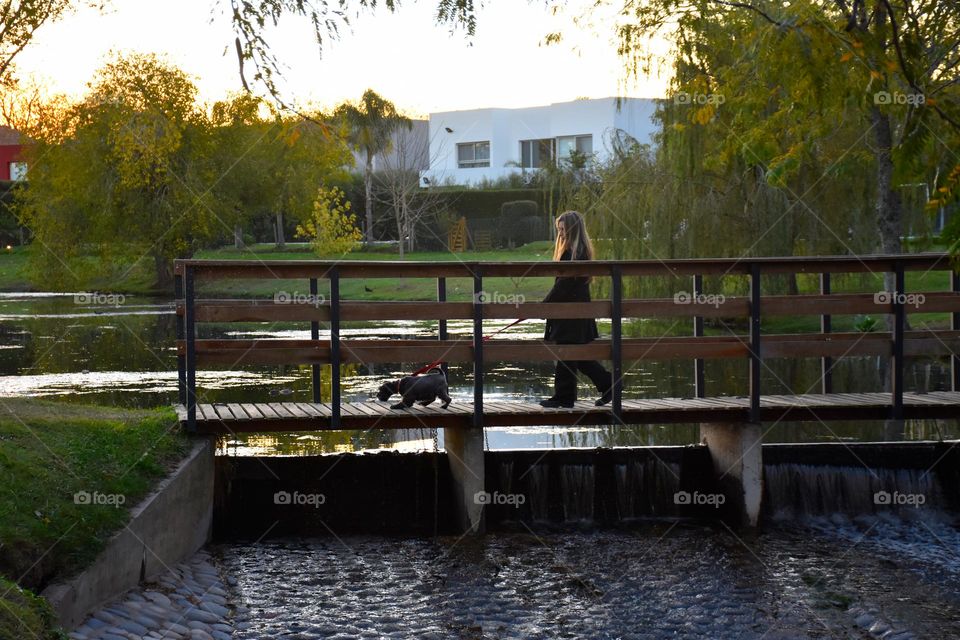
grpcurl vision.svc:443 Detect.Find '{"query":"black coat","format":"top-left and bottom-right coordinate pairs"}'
top-left (543, 249), bottom-right (599, 345)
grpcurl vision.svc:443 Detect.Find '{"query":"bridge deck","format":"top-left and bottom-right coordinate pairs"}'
top-left (174, 391), bottom-right (960, 433)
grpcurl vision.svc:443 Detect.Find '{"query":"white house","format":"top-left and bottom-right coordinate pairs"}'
top-left (420, 97), bottom-right (659, 187)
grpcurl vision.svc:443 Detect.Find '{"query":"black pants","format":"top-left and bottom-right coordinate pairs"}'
top-left (552, 360), bottom-right (611, 402)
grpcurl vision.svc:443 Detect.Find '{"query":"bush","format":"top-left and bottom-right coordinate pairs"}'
top-left (499, 200), bottom-right (544, 247)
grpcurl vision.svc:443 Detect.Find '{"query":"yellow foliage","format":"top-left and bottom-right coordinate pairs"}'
top-left (693, 105), bottom-right (714, 125)
top-left (295, 186), bottom-right (363, 256)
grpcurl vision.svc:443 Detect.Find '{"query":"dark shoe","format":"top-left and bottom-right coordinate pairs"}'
top-left (595, 388), bottom-right (612, 406)
top-left (540, 398), bottom-right (574, 409)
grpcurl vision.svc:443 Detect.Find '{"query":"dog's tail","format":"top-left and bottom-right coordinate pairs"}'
top-left (425, 366), bottom-right (444, 376)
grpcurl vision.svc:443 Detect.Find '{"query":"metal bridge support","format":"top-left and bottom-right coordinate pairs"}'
top-left (700, 422), bottom-right (763, 527)
top-left (444, 426), bottom-right (486, 535)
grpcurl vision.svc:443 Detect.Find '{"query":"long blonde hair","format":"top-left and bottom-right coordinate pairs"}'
top-left (553, 210), bottom-right (595, 262)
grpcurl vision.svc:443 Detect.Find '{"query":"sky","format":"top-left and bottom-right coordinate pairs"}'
top-left (11, 0), bottom-right (671, 117)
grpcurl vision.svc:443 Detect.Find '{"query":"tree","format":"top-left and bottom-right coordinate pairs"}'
top-left (0, 0), bottom-right (74, 86)
top-left (334, 89), bottom-right (411, 243)
top-left (295, 185), bottom-right (362, 255)
top-left (599, 0), bottom-right (960, 263)
top-left (16, 53), bottom-right (219, 289)
top-left (372, 122), bottom-right (449, 256)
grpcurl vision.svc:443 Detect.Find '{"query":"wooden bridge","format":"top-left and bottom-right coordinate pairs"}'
top-left (174, 253), bottom-right (960, 435)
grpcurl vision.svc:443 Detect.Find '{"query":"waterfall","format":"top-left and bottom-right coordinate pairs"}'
top-left (524, 463), bottom-right (550, 522)
top-left (560, 465), bottom-right (594, 523)
top-left (764, 463), bottom-right (946, 520)
top-left (614, 459), bottom-right (683, 519)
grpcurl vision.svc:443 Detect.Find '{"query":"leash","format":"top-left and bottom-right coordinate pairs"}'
top-left (410, 318), bottom-right (526, 376)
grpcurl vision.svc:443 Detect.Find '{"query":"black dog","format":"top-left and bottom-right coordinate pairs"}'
top-left (377, 367), bottom-right (452, 410)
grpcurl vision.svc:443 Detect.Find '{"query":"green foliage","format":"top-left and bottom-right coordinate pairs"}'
top-left (16, 53), bottom-right (217, 289)
top-left (0, 575), bottom-right (62, 640)
top-left (296, 186), bottom-right (363, 255)
top-left (334, 89), bottom-right (412, 242)
top-left (854, 315), bottom-right (879, 333)
top-left (14, 55), bottom-right (351, 290)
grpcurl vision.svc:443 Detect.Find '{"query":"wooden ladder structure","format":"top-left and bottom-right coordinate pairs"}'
top-left (448, 217), bottom-right (468, 252)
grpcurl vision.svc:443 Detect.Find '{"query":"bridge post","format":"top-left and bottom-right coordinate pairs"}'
top-left (329, 267), bottom-right (341, 429)
top-left (693, 274), bottom-right (705, 398)
top-left (819, 271), bottom-right (833, 394)
top-left (310, 277), bottom-right (321, 403)
top-left (174, 264), bottom-right (186, 407)
top-left (443, 426), bottom-right (485, 534)
top-left (184, 264), bottom-right (197, 434)
top-left (611, 265), bottom-right (623, 420)
top-left (700, 422), bottom-right (763, 527)
top-left (953, 269), bottom-right (960, 392)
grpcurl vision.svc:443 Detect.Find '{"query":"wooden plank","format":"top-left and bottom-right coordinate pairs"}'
top-left (295, 402), bottom-right (325, 418)
top-left (257, 403), bottom-right (281, 419)
top-left (213, 404), bottom-right (236, 421)
top-left (227, 403), bottom-right (250, 420)
top-left (240, 403), bottom-right (264, 419)
top-left (282, 403), bottom-right (310, 419)
top-left (177, 253), bottom-right (952, 281)
top-left (267, 403), bottom-right (296, 418)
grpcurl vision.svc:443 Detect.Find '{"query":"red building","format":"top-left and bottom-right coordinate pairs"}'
top-left (0, 126), bottom-right (25, 181)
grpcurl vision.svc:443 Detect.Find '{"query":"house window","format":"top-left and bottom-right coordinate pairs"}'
top-left (457, 141), bottom-right (490, 168)
top-left (520, 139), bottom-right (555, 169)
top-left (8, 162), bottom-right (27, 181)
top-left (556, 135), bottom-right (593, 161)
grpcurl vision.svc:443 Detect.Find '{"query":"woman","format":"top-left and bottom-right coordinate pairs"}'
top-left (540, 210), bottom-right (612, 408)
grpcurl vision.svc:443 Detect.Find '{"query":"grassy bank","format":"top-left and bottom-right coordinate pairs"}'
top-left (0, 399), bottom-right (190, 638)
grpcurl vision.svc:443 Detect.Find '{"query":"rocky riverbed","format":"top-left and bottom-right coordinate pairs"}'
top-left (68, 550), bottom-right (240, 640)
top-left (70, 517), bottom-right (960, 639)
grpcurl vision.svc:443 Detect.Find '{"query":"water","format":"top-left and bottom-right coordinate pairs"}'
top-left (1, 292), bottom-right (957, 454)
top-left (216, 518), bottom-right (960, 639)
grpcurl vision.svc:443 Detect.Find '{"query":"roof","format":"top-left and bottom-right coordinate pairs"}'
top-left (0, 126), bottom-right (21, 145)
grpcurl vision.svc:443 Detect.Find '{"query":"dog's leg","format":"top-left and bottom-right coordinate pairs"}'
top-left (418, 397), bottom-right (435, 407)
top-left (439, 389), bottom-right (452, 409)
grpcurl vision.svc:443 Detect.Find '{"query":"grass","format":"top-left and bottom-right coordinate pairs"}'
top-left (194, 241), bottom-right (558, 300)
top-left (0, 398), bottom-right (190, 638)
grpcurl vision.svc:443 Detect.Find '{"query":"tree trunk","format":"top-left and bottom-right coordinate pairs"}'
top-left (234, 224), bottom-right (244, 249)
top-left (395, 199), bottom-right (405, 258)
top-left (364, 152), bottom-right (375, 243)
top-left (153, 252), bottom-right (173, 291)
top-left (275, 212), bottom-right (285, 249)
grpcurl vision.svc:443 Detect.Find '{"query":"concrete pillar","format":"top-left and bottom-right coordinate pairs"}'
top-left (700, 422), bottom-right (763, 527)
top-left (444, 426), bottom-right (486, 534)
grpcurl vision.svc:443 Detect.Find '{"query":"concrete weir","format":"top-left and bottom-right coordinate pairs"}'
top-left (42, 438), bottom-right (215, 630)
top-left (444, 426), bottom-right (486, 534)
top-left (700, 422), bottom-right (764, 527)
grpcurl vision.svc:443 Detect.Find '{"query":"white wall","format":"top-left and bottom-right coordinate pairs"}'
top-left (422, 97), bottom-right (660, 186)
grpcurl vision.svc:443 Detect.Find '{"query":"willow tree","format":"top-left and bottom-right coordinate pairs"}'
top-left (602, 0), bottom-right (960, 265)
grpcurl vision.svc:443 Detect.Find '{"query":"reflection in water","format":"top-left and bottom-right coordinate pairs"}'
top-left (0, 293), bottom-right (957, 453)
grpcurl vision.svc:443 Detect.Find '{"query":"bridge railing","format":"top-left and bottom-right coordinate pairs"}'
top-left (174, 254), bottom-right (960, 432)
